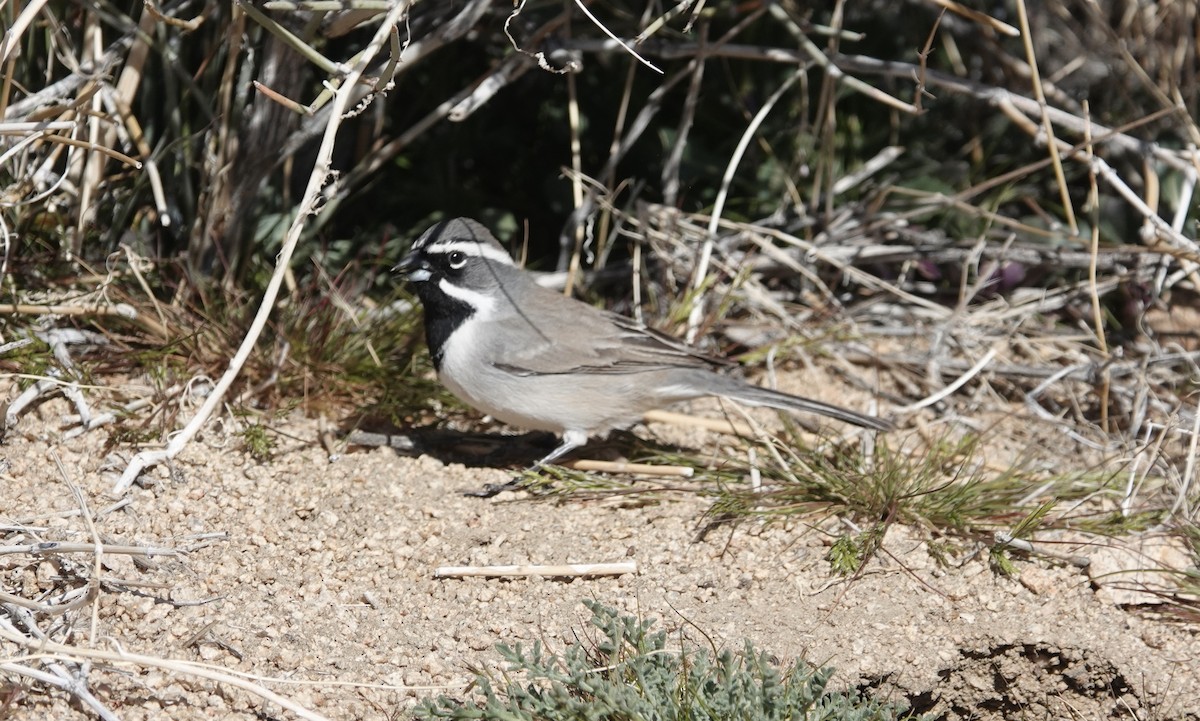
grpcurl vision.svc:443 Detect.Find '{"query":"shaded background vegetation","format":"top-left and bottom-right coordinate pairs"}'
top-left (5, 1), bottom-right (1196, 291)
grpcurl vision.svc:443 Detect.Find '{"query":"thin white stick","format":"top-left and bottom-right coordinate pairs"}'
top-left (1169, 395), bottom-right (1200, 520)
top-left (1121, 435), bottom-right (1141, 519)
top-left (565, 459), bottom-right (694, 478)
top-left (897, 347), bottom-right (997, 413)
top-left (0, 662), bottom-right (119, 721)
top-left (686, 68), bottom-right (804, 342)
top-left (0, 627), bottom-right (330, 721)
top-left (0, 121), bottom-right (77, 133)
top-left (0, 587), bottom-right (93, 614)
top-left (0, 301), bottom-right (136, 316)
top-left (926, 0), bottom-right (1018, 36)
top-left (434, 562), bottom-right (637, 578)
top-left (1089, 152), bottom-right (1199, 256)
top-left (115, 2), bottom-right (412, 493)
top-left (570, 0), bottom-right (662, 74)
top-left (0, 542), bottom-right (179, 556)
top-left (831, 145), bottom-right (904, 195)
top-left (993, 532), bottom-right (1090, 567)
top-left (0, 0), bottom-right (51, 63)
top-left (747, 446), bottom-right (761, 493)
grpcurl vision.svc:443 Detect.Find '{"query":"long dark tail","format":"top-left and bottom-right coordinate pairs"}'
top-left (697, 372), bottom-right (894, 431)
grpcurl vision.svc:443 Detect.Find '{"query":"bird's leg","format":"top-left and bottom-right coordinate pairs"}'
top-left (534, 429), bottom-right (587, 466)
top-left (465, 430), bottom-right (587, 498)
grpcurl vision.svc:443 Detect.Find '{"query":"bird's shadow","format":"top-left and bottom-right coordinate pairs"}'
top-left (344, 416), bottom-right (690, 471)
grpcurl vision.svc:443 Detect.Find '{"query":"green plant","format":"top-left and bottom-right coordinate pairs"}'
top-left (240, 422), bottom-right (276, 462)
top-left (827, 534), bottom-right (864, 575)
top-left (415, 600), bottom-right (923, 721)
top-left (988, 500), bottom-right (1057, 576)
top-left (701, 431), bottom-right (1138, 537)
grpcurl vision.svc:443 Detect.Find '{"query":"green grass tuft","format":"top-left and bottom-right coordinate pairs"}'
top-left (700, 430), bottom-right (1144, 538)
top-left (414, 600), bottom-right (925, 721)
top-left (239, 423), bottom-right (277, 462)
top-left (827, 534), bottom-right (866, 575)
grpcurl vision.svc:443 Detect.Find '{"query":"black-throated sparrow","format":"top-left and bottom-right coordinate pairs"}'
top-left (395, 218), bottom-right (891, 489)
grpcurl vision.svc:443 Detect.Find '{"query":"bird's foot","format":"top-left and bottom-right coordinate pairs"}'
top-left (463, 476), bottom-right (525, 498)
top-left (464, 464), bottom-right (558, 498)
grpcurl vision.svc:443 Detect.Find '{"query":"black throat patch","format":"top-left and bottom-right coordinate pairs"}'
top-left (414, 281), bottom-right (475, 371)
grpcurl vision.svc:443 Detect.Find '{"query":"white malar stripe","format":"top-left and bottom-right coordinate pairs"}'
top-left (437, 277), bottom-right (497, 318)
top-left (423, 240), bottom-right (515, 267)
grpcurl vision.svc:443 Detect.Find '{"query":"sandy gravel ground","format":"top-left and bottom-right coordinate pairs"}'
top-left (2, 384), bottom-right (1199, 721)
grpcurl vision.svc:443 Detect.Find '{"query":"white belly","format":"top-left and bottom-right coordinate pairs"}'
top-left (437, 316), bottom-right (566, 433)
top-left (436, 316), bottom-right (643, 435)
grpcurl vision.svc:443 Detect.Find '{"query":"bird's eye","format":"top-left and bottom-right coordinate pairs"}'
top-left (447, 250), bottom-right (468, 269)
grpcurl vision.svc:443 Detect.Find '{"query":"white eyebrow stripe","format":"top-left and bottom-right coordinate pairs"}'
top-left (424, 240), bottom-right (515, 266)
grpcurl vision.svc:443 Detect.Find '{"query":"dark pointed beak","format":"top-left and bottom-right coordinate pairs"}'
top-left (392, 252), bottom-right (431, 281)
